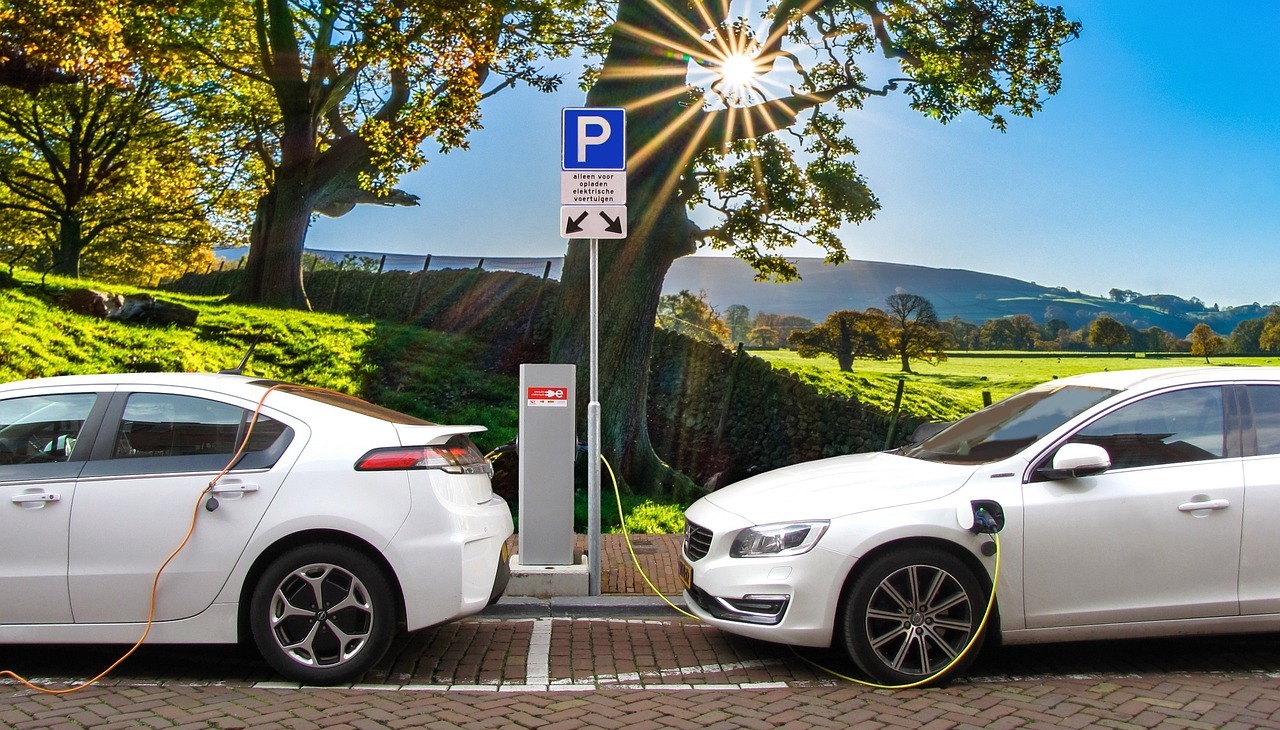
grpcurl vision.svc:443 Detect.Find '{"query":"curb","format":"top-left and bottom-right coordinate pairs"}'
top-left (480, 595), bottom-right (689, 620)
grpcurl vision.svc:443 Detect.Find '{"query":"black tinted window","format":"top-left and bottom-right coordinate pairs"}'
top-left (113, 393), bottom-right (287, 459)
top-left (1069, 387), bottom-right (1224, 469)
top-left (1247, 385), bottom-right (1280, 456)
top-left (0, 393), bottom-right (97, 465)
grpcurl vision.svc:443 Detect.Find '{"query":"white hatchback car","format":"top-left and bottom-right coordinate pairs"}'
top-left (0, 373), bottom-right (513, 685)
top-left (682, 367), bottom-right (1280, 685)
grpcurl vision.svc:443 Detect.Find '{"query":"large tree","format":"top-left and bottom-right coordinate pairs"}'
top-left (1088, 316), bottom-right (1128, 354)
top-left (553, 0), bottom-right (1079, 496)
top-left (884, 293), bottom-right (945, 373)
top-left (1189, 323), bottom-right (1225, 364)
top-left (0, 80), bottom-right (232, 279)
top-left (789, 308), bottom-right (891, 372)
top-left (154, 0), bottom-right (607, 308)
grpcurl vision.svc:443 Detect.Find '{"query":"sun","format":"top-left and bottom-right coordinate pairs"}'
top-left (718, 52), bottom-right (761, 93)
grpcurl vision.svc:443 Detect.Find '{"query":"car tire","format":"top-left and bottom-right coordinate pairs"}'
top-left (839, 546), bottom-right (987, 687)
top-left (249, 543), bottom-right (397, 685)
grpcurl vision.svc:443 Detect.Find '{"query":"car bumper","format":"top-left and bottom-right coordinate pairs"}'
top-left (681, 500), bottom-right (853, 648)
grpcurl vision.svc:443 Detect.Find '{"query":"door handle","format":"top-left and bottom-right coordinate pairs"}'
top-left (1178, 499), bottom-right (1230, 512)
top-left (209, 483), bottom-right (259, 494)
top-left (11, 492), bottom-right (60, 506)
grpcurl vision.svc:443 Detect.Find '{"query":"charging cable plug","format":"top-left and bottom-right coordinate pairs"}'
top-left (972, 508), bottom-right (999, 534)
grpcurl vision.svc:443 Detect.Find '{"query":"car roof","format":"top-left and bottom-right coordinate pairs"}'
top-left (1050, 366), bottom-right (1280, 392)
top-left (0, 372), bottom-right (281, 400)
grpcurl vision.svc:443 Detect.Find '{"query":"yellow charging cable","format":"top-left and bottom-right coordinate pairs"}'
top-left (1, 383), bottom-right (285, 694)
top-left (602, 452), bottom-right (1001, 689)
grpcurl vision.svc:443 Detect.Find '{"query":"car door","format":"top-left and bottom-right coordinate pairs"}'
top-left (0, 391), bottom-right (106, 624)
top-left (67, 388), bottom-right (303, 624)
top-left (1022, 385), bottom-right (1243, 628)
top-left (1238, 384), bottom-right (1280, 614)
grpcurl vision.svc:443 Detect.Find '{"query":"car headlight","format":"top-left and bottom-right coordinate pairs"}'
top-left (730, 521), bottom-right (829, 558)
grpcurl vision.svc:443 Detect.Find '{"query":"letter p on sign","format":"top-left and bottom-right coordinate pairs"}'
top-left (562, 108), bottom-right (626, 171)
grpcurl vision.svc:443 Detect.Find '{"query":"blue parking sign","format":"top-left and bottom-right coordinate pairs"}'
top-left (562, 108), bottom-right (626, 171)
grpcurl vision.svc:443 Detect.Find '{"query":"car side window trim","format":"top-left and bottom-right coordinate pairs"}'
top-left (1026, 384), bottom-right (1243, 482)
top-left (81, 391), bottom-right (294, 477)
top-left (0, 390), bottom-right (112, 483)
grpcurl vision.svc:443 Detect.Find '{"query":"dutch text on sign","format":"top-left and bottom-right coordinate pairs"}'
top-left (527, 386), bottom-right (569, 408)
top-left (561, 171), bottom-right (625, 205)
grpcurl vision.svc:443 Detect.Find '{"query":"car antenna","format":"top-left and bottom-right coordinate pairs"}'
top-left (220, 333), bottom-right (263, 375)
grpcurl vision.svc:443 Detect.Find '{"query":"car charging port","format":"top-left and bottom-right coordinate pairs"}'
top-left (970, 500), bottom-right (1005, 535)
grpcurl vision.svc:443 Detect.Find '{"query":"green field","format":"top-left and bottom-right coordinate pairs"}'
top-left (753, 350), bottom-right (1280, 423)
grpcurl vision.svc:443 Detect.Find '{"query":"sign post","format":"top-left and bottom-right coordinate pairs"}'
top-left (561, 107), bottom-right (626, 596)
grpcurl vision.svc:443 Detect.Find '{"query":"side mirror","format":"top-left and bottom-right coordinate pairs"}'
top-left (909, 422), bottom-right (950, 443)
top-left (1038, 442), bottom-right (1111, 480)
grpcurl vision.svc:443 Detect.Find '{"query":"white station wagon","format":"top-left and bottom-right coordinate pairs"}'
top-left (682, 367), bottom-right (1280, 685)
top-left (0, 373), bottom-right (513, 684)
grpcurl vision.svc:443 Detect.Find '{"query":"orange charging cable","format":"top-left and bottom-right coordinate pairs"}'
top-left (1, 383), bottom-right (285, 694)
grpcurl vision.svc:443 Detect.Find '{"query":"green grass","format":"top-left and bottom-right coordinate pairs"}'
top-left (754, 350), bottom-right (1280, 423)
top-left (0, 269), bottom-right (515, 449)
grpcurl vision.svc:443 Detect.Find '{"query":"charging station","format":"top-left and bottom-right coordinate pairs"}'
top-left (509, 364), bottom-right (588, 595)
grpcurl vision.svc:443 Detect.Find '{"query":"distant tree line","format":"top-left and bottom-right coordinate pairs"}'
top-left (656, 294), bottom-right (1280, 369)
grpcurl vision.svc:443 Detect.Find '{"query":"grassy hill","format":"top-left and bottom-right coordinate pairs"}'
top-left (0, 270), bottom-right (518, 451)
top-left (664, 257), bottom-right (1270, 337)
top-left (754, 349), bottom-right (1280, 424)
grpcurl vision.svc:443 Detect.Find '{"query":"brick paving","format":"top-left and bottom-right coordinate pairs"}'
top-left (7, 675), bottom-right (1280, 729)
top-left (9, 533), bottom-right (1280, 727)
top-left (504, 533), bottom-right (684, 596)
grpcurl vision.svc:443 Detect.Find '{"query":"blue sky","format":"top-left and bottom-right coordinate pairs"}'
top-left (308, 0), bottom-right (1280, 309)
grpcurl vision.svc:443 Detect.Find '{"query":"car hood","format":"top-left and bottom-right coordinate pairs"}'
top-left (702, 451), bottom-right (976, 524)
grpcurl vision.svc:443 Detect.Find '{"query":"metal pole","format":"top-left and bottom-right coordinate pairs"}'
top-left (588, 238), bottom-right (602, 595)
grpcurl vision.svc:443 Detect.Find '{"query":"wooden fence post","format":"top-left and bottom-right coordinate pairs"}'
top-left (523, 260), bottom-right (554, 339)
top-left (883, 379), bottom-right (907, 450)
top-left (328, 261), bottom-right (345, 311)
top-left (364, 254), bottom-right (387, 315)
top-left (406, 254), bottom-right (432, 322)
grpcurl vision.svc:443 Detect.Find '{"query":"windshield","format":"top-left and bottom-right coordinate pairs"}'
top-left (902, 385), bottom-right (1118, 464)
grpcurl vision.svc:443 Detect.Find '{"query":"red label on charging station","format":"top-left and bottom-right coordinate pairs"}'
top-left (527, 386), bottom-right (569, 407)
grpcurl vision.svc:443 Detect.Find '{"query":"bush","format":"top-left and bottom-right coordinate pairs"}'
top-left (612, 500), bottom-right (686, 535)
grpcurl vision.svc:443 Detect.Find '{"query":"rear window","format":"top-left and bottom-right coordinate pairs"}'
top-left (251, 380), bottom-right (434, 425)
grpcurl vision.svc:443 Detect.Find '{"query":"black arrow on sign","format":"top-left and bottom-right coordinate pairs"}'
top-left (599, 210), bottom-right (623, 234)
top-left (565, 211), bottom-right (590, 234)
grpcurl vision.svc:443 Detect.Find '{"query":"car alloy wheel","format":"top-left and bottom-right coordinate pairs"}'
top-left (841, 547), bottom-right (985, 686)
top-left (250, 544), bottom-right (396, 685)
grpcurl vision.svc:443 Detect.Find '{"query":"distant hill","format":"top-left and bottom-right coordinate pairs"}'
top-left (215, 248), bottom-right (1267, 338)
top-left (662, 257), bottom-right (1267, 338)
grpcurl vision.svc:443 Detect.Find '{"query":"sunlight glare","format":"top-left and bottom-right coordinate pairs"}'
top-left (718, 52), bottom-right (761, 93)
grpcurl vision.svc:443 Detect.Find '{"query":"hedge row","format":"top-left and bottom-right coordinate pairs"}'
top-left (648, 329), bottom-right (916, 488)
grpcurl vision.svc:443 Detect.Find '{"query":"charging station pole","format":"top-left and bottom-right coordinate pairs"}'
top-left (561, 107), bottom-right (628, 596)
top-left (587, 238), bottom-right (601, 595)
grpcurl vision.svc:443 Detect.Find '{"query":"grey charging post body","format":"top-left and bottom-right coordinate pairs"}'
top-left (517, 364), bottom-right (577, 566)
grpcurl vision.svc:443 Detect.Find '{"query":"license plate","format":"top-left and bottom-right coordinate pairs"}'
top-left (677, 559), bottom-right (692, 590)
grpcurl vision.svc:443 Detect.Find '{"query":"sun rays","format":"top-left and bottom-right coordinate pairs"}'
top-left (599, 0), bottom-right (819, 241)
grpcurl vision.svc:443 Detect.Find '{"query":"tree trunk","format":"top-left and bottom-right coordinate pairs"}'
top-left (231, 168), bottom-right (312, 309)
top-left (550, 0), bottom-right (703, 500)
top-left (51, 212), bottom-right (83, 277)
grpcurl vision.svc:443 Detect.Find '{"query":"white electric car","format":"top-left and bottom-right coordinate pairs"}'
top-left (0, 373), bottom-right (513, 685)
top-left (682, 367), bottom-right (1280, 685)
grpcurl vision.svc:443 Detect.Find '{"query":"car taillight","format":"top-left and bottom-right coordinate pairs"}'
top-left (356, 435), bottom-right (493, 476)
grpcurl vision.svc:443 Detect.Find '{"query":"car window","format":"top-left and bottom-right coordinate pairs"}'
top-left (903, 385), bottom-right (1117, 465)
top-left (1067, 387), bottom-right (1225, 470)
top-left (112, 393), bottom-right (287, 459)
top-left (0, 393), bottom-right (97, 466)
top-left (1246, 385), bottom-right (1280, 456)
